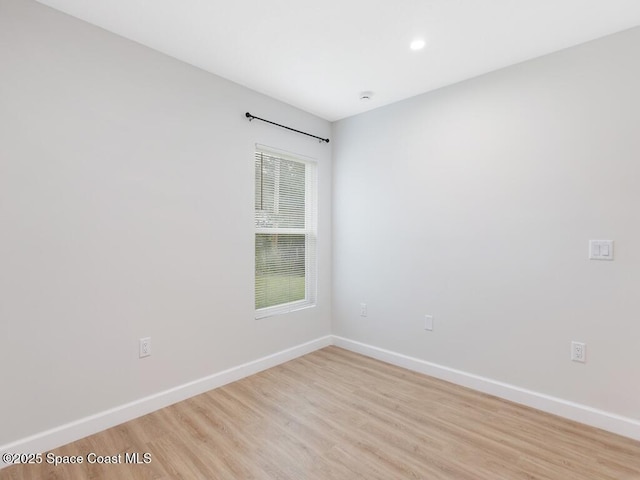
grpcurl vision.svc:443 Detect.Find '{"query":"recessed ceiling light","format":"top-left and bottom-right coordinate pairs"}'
top-left (359, 91), bottom-right (374, 101)
top-left (410, 38), bottom-right (427, 51)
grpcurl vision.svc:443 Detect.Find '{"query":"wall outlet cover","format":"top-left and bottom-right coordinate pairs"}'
top-left (139, 337), bottom-right (151, 358)
top-left (424, 315), bottom-right (434, 331)
top-left (571, 341), bottom-right (586, 363)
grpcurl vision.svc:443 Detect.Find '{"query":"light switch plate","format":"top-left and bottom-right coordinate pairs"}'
top-left (589, 240), bottom-right (614, 261)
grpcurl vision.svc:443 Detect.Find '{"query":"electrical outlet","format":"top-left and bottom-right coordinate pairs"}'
top-left (360, 303), bottom-right (367, 317)
top-left (139, 337), bottom-right (151, 358)
top-left (571, 341), bottom-right (586, 363)
top-left (424, 315), bottom-right (433, 331)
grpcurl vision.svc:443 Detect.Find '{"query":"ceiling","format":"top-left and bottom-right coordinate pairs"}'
top-left (36, 0), bottom-right (640, 121)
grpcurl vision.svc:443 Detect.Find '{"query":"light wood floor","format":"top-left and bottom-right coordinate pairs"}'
top-left (3, 346), bottom-right (640, 479)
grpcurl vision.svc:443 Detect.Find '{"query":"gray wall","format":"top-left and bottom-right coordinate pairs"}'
top-left (0, 0), bottom-right (331, 445)
top-left (332, 27), bottom-right (640, 421)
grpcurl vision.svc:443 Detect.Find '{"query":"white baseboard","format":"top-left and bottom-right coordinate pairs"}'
top-left (3, 332), bottom-right (638, 470)
top-left (332, 335), bottom-right (640, 441)
top-left (0, 335), bottom-right (332, 467)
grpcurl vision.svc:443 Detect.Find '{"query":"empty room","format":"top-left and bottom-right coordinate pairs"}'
top-left (1, 0), bottom-right (640, 478)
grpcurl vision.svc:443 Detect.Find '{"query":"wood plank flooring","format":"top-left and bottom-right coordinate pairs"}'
top-left (2, 346), bottom-right (640, 479)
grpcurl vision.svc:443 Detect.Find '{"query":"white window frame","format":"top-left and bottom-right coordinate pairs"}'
top-left (255, 145), bottom-right (317, 319)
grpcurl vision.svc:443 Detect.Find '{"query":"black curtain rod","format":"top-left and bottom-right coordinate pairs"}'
top-left (245, 112), bottom-right (330, 144)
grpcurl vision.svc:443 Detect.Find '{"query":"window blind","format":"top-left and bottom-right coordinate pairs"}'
top-left (255, 148), bottom-right (317, 318)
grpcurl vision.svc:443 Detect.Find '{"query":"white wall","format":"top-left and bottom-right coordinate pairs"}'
top-left (332, 27), bottom-right (640, 422)
top-left (0, 0), bottom-right (331, 446)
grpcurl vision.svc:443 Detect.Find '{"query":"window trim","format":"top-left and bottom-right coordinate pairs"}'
top-left (254, 145), bottom-right (317, 319)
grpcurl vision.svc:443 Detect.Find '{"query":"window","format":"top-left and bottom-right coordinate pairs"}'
top-left (255, 147), bottom-right (317, 318)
